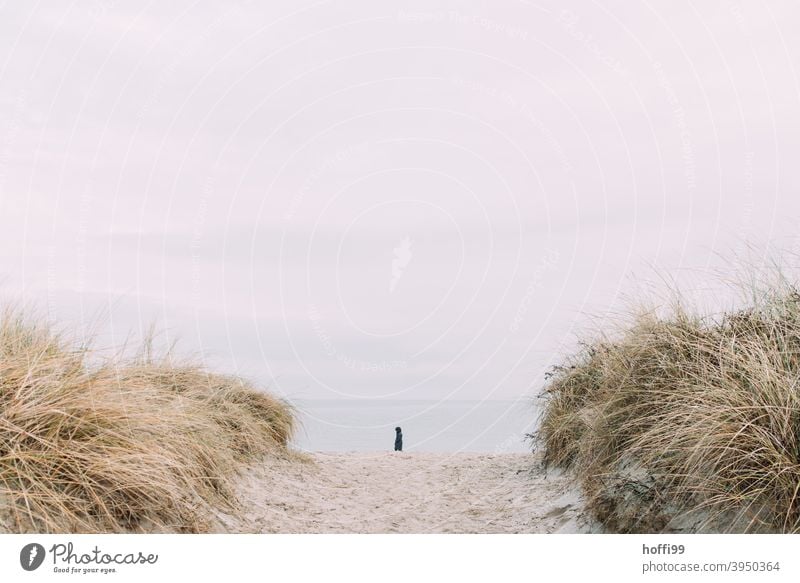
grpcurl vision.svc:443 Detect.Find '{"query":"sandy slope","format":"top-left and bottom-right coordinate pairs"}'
top-left (216, 453), bottom-right (595, 534)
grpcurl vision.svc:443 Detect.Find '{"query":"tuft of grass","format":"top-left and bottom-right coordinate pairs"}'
top-left (536, 282), bottom-right (800, 533)
top-left (0, 309), bottom-right (294, 533)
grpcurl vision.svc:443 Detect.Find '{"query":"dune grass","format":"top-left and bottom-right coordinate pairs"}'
top-left (536, 279), bottom-right (800, 533)
top-left (0, 309), bottom-right (294, 533)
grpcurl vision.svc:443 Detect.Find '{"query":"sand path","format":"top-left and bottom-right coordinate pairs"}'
top-left (219, 452), bottom-right (593, 533)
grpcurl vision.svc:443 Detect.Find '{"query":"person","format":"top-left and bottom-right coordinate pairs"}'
top-left (394, 426), bottom-right (403, 452)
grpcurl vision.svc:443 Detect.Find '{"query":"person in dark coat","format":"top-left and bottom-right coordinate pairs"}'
top-left (394, 427), bottom-right (403, 452)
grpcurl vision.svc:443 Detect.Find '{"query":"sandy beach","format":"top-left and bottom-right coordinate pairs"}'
top-left (217, 453), bottom-right (594, 534)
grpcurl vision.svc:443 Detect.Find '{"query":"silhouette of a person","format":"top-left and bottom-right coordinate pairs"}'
top-left (394, 426), bottom-right (403, 452)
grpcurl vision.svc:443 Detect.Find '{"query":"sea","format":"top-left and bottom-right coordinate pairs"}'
top-left (290, 399), bottom-right (541, 453)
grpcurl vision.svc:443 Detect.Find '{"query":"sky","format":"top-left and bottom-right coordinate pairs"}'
top-left (1, 1), bottom-right (799, 401)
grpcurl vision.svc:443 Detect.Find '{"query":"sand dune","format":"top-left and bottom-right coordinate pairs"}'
top-left (217, 453), bottom-right (595, 534)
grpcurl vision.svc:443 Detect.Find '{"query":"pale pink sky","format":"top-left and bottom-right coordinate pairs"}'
top-left (1, 1), bottom-right (799, 400)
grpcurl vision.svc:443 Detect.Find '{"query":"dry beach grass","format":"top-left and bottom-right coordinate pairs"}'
top-left (537, 277), bottom-right (800, 533)
top-left (0, 309), bottom-right (294, 533)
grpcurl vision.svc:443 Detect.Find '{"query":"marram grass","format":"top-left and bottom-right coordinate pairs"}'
top-left (537, 284), bottom-right (800, 533)
top-left (0, 309), bottom-right (293, 533)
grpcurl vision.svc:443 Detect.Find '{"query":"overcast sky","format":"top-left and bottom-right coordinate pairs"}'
top-left (1, 1), bottom-right (799, 401)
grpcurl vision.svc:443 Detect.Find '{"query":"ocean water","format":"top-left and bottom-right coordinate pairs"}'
top-left (290, 399), bottom-right (541, 453)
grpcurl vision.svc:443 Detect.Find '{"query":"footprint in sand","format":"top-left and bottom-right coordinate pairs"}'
top-left (543, 504), bottom-right (572, 519)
